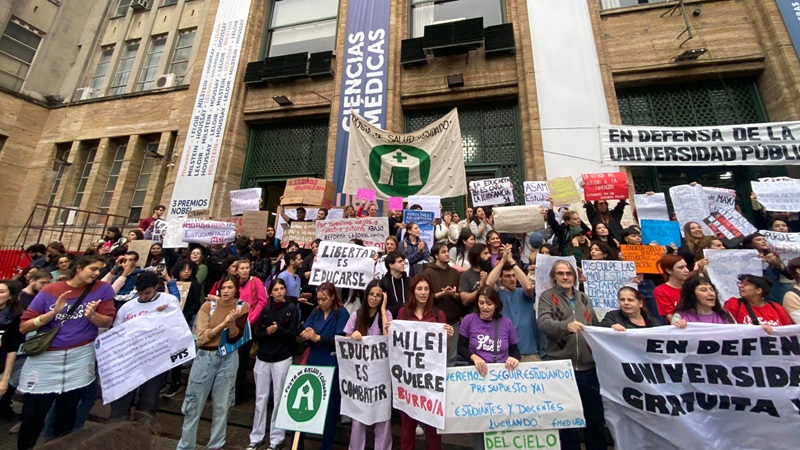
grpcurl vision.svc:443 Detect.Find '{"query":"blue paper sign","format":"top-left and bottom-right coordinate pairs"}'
top-left (403, 210), bottom-right (435, 225)
top-left (641, 219), bottom-right (681, 247)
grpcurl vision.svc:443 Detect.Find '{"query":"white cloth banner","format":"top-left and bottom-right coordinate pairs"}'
top-left (441, 361), bottom-right (584, 434)
top-left (182, 220), bottom-right (237, 245)
top-left (704, 187), bottom-right (737, 213)
top-left (389, 320), bottom-right (447, 429)
top-left (310, 241), bottom-right (377, 289)
top-left (750, 180), bottom-right (800, 212)
top-left (524, 181), bottom-right (550, 208)
top-left (492, 205), bottom-right (545, 233)
top-left (633, 193), bottom-right (669, 222)
top-left (534, 254), bottom-right (578, 305)
top-left (470, 177), bottom-right (515, 207)
top-left (583, 324), bottom-right (800, 450)
top-left (669, 184), bottom-right (712, 235)
top-left (96, 306), bottom-right (196, 404)
top-left (335, 336), bottom-right (392, 425)
top-left (167, 0), bottom-right (252, 217)
top-left (761, 230), bottom-right (800, 265)
top-left (315, 217), bottom-right (390, 250)
top-left (407, 195), bottom-right (441, 218)
top-left (703, 249), bottom-right (762, 303)
top-left (601, 121), bottom-right (800, 166)
top-left (229, 188), bottom-right (262, 216)
top-left (344, 109), bottom-right (467, 200)
top-left (582, 260), bottom-right (637, 316)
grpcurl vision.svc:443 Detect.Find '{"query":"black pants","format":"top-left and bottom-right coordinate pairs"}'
top-left (559, 367), bottom-right (606, 450)
top-left (109, 371), bottom-right (168, 420)
top-left (235, 340), bottom-right (253, 403)
top-left (18, 388), bottom-right (83, 450)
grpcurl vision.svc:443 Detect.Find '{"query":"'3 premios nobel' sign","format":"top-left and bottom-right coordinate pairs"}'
top-left (275, 365), bottom-right (335, 434)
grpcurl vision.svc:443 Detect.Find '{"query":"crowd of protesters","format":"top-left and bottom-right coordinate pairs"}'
top-left (5, 180), bottom-right (800, 450)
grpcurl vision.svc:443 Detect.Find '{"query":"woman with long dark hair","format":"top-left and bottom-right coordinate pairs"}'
top-left (449, 229), bottom-right (474, 272)
top-left (672, 276), bottom-right (735, 327)
top-left (0, 280), bottom-right (23, 398)
top-left (600, 286), bottom-right (661, 330)
top-left (402, 222), bottom-right (430, 276)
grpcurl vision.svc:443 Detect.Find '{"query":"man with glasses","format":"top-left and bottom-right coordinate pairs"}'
top-left (137, 205), bottom-right (166, 233)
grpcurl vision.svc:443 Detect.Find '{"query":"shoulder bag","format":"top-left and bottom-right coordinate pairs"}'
top-left (23, 281), bottom-right (96, 356)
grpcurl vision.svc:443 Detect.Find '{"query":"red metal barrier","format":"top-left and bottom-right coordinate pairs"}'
top-left (0, 248), bottom-right (30, 279)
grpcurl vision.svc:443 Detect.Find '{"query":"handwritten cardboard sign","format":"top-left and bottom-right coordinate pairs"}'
top-left (175, 281), bottom-right (191, 310)
top-left (315, 217), bottom-right (389, 250)
top-left (524, 181), bottom-right (550, 208)
top-left (281, 177), bottom-right (335, 207)
top-left (620, 244), bottom-right (664, 274)
top-left (582, 260), bottom-right (637, 317)
top-left (634, 193), bottom-right (669, 221)
top-left (241, 210), bottom-right (269, 238)
top-left (310, 241), bottom-right (377, 289)
top-left (640, 219), bottom-right (681, 247)
top-left (470, 177), bottom-right (514, 207)
top-left (335, 336), bottom-right (391, 426)
top-left (703, 209), bottom-right (757, 248)
top-left (547, 177), bottom-right (581, 206)
top-left (126, 239), bottom-right (154, 260)
top-left (229, 188), bottom-right (262, 216)
top-left (282, 222), bottom-right (317, 248)
top-left (750, 180), bottom-right (800, 212)
top-left (581, 172), bottom-right (628, 201)
top-left (669, 184), bottom-right (712, 236)
top-left (492, 205), bottom-right (545, 233)
top-left (760, 230), bottom-right (800, 265)
top-left (704, 186), bottom-right (737, 213)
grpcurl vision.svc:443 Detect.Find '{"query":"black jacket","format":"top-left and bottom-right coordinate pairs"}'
top-left (379, 272), bottom-right (408, 317)
top-left (254, 299), bottom-right (299, 363)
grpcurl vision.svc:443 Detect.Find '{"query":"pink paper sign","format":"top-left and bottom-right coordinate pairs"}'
top-left (356, 188), bottom-right (376, 202)
top-left (388, 197), bottom-right (404, 211)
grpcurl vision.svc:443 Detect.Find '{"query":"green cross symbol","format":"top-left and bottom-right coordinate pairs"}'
top-left (392, 151), bottom-right (408, 163)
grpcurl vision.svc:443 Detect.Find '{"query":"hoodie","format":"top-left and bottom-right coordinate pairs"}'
top-left (424, 262), bottom-right (463, 324)
top-left (379, 271), bottom-right (409, 317)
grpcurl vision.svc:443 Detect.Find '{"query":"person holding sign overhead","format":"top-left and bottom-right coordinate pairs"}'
top-left (536, 261), bottom-right (604, 450)
top-left (546, 198), bottom-right (590, 255)
top-left (297, 282), bottom-right (349, 450)
top-left (583, 199), bottom-right (628, 243)
top-left (402, 222), bottom-right (430, 277)
top-left (600, 287), bottom-right (660, 331)
top-left (392, 273), bottom-right (454, 450)
top-left (343, 280), bottom-right (392, 450)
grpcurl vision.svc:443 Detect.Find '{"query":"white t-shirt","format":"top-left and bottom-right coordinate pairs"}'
top-left (114, 292), bottom-right (181, 326)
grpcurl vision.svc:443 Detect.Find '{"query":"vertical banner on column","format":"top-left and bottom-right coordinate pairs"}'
top-left (332, 0), bottom-right (391, 192)
top-left (168, 0), bottom-right (252, 217)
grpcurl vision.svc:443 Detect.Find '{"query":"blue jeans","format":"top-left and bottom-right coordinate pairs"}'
top-left (177, 349), bottom-right (239, 450)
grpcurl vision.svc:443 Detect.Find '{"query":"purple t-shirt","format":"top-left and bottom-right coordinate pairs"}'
top-left (344, 310), bottom-right (393, 336)
top-left (673, 310), bottom-right (729, 324)
top-left (24, 281), bottom-right (116, 349)
top-left (459, 313), bottom-right (518, 363)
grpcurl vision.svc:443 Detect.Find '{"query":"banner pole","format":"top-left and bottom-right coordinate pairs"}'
top-left (291, 431), bottom-right (301, 450)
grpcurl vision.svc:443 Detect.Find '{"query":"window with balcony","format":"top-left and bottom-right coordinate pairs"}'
top-left (266, 0), bottom-right (337, 57)
top-left (0, 19), bottom-right (44, 92)
top-left (109, 40), bottom-right (139, 95)
top-left (411, 0), bottom-right (503, 38)
top-left (89, 46), bottom-right (115, 92)
top-left (169, 29), bottom-right (196, 83)
top-left (137, 35), bottom-right (167, 91)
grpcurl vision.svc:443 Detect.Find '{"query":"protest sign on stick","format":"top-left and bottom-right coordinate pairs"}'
top-left (335, 336), bottom-right (391, 425)
top-left (441, 361), bottom-right (584, 434)
top-left (582, 260), bottom-right (637, 317)
top-left (126, 240), bottom-right (154, 261)
top-left (315, 217), bottom-right (389, 250)
top-left (492, 205), bottom-right (545, 232)
top-left (669, 184), bottom-right (712, 235)
top-left (633, 193), bottom-right (669, 221)
top-left (703, 249), bottom-right (762, 303)
top-left (534, 254), bottom-right (578, 303)
top-left (640, 220), bottom-right (681, 247)
top-left (407, 195), bottom-right (441, 218)
top-left (282, 222), bottom-right (317, 248)
top-left (274, 365), bottom-right (335, 434)
top-left (524, 181), bottom-right (550, 208)
top-left (310, 241), bottom-right (377, 289)
top-left (388, 320), bottom-right (447, 429)
top-left (750, 180), bottom-right (800, 212)
top-left (620, 244), bottom-right (664, 274)
top-left (229, 188), bottom-right (262, 216)
top-left (241, 210), bottom-right (269, 238)
top-left (547, 177), bottom-right (581, 206)
top-left (760, 230), bottom-right (800, 265)
top-left (703, 209), bottom-right (757, 248)
top-left (96, 306), bottom-right (195, 404)
top-left (470, 177), bottom-right (514, 207)
top-left (581, 172), bottom-right (628, 201)
top-left (582, 324), bottom-right (800, 450)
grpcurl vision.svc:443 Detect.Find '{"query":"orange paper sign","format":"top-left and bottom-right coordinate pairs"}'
top-left (620, 244), bottom-right (665, 274)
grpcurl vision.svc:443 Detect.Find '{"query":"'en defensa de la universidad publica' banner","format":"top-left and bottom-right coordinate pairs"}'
top-left (168, 0), bottom-right (251, 217)
top-left (582, 324), bottom-right (800, 450)
top-left (600, 121), bottom-right (800, 166)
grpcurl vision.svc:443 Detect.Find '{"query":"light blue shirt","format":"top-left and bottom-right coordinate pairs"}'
top-left (277, 270), bottom-right (301, 298)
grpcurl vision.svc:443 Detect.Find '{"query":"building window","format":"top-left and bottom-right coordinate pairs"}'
top-left (72, 147), bottom-right (98, 208)
top-left (49, 146), bottom-right (71, 205)
top-left (137, 35), bottom-right (166, 91)
top-left (0, 135), bottom-right (6, 154)
top-left (161, 0), bottom-right (179, 6)
top-left (0, 19), bottom-right (44, 92)
top-left (115, 0), bottom-right (132, 17)
top-left (411, 0), bottom-right (503, 38)
top-left (266, 0), bottom-right (337, 57)
top-left (600, 0), bottom-right (671, 10)
top-left (129, 142), bottom-right (159, 221)
top-left (169, 29), bottom-right (195, 83)
top-left (99, 145), bottom-right (127, 216)
top-left (89, 46), bottom-right (115, 92)
top-left (109, 40), bottom-right (139, 95)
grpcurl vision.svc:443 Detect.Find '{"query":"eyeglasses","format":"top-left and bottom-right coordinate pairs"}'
top-left (368, 292), bottom-right (383, 298)
top-left (555, 271), bottom-right (574, 277)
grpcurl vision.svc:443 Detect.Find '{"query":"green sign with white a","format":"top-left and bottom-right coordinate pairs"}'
top-left (484, 430), bottom-right (561, 450)
top-left (275, 365), bottom-right (335, 434)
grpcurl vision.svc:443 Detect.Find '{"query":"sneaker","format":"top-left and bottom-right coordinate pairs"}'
top-left (267, 444), bottom-right (284, 450)
top-left (245, 443), bottom-right (261, 450)
top-left (159, 382), bottom-right (171, 395)
top-left (8, 422), bottom-right (20, 434)
top-left (415, 424), bottom-right (424, 436)
top-left (162, 383), bottom-right (182, 398)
